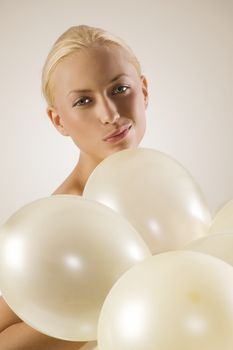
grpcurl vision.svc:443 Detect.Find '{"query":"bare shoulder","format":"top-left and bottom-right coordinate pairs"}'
top-left (52, 183), bottom-right (82, 196)
top-left (0, 316), bottom-right (87, 349)
top-left (52, 174), bottom-right (82, 196)
top-left (0, 296), bottom-right (21, 332)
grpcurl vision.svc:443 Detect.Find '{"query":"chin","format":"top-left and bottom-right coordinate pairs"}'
top-left (97, 128), bottom-right (145, 161)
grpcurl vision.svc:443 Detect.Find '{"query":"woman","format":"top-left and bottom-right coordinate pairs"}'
top-left (0, 24), bottom-right (149, 349)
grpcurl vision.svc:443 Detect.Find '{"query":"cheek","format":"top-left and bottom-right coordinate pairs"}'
top-left (119, 94), bottom-right (139, 116)
top-left (59, 109), bottom-right (83, 132)
top-left (63, 112), bottom-right (99, 141)
top-left (131, 97), bottom-right (146, 120)
top-left (130, 88), bottom-right (145, 110)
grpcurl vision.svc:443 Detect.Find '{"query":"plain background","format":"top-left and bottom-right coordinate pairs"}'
top-left (0, 0), bottom-right (232, 225)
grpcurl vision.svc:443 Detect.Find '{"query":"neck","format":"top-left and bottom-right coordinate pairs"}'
top-left (73, 152), bottom-right (103, 193)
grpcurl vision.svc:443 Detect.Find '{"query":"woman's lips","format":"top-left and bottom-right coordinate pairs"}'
top-left (103, 125), bottom-right (132, 143)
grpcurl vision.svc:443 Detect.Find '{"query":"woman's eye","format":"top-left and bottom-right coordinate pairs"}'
top-left (72, 86), bottom-right (129, 107)
top-left (113, 85), bottom-right (129, 95)
top-left (73, 97), bottom-right (91, 107)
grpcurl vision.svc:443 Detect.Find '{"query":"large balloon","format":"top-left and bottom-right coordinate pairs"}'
top-left (84, 148), bottom-right (211, 254)
top-left (98, 251), bottom-right (233, 350)
top-left (184, 232), bottom-right (233, 266)
top-left (209, 199), bottom-right (233, 234)
top-left (0, 195), bottom-right (150, 341)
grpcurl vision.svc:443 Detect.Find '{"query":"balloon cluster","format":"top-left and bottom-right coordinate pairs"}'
top-left (0, 148), bottom-right (233, 350)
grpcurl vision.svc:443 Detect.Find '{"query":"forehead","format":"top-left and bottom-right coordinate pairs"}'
top-left (52, 46), bottom-right (139, 91)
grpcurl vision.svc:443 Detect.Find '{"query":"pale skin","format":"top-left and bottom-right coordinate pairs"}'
top-left (0, 45), bottom-right (148, 349)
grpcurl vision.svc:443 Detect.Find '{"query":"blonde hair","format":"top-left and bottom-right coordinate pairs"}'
top-left (42, 24), bottom-right (142, 106)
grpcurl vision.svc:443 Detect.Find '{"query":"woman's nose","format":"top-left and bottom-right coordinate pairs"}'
top-left (98, 97), bottom-right (120, 124)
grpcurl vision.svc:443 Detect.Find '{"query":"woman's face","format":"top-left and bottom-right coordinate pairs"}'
top-left (48, 45), bottom-right (148, 162)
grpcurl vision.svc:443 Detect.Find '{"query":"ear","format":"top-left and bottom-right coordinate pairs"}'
top-left (46, 106), bottom-right (69, 136)
top-left (140, 75), bottom-right (149, 109)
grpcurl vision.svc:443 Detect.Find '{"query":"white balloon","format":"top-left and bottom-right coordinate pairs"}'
top-left (98, 251), bottom-right (233, 350)
top-left (209, 199), bottom-right (233, 234)
top-left (0, 195), bottom-right (150, 341)
top-left (84, 148), bottom-right (211, 254)
top-left (184, 232), bottom-right (233, 266)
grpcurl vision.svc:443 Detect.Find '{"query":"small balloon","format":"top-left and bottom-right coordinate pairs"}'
top-left (209, 199), bottom-right (233, 234)
top-left (98, 251), bottom-right (233, 350)
top-left (184, 232), bottom-right (233, 266)
top-left (84, 148), bottom-right (211, 254)
top-left (0, 195), bottom-right (150, 341)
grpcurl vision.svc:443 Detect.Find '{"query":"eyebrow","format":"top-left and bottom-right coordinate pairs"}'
top-left (67, 73), bottom-right (130, 96)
